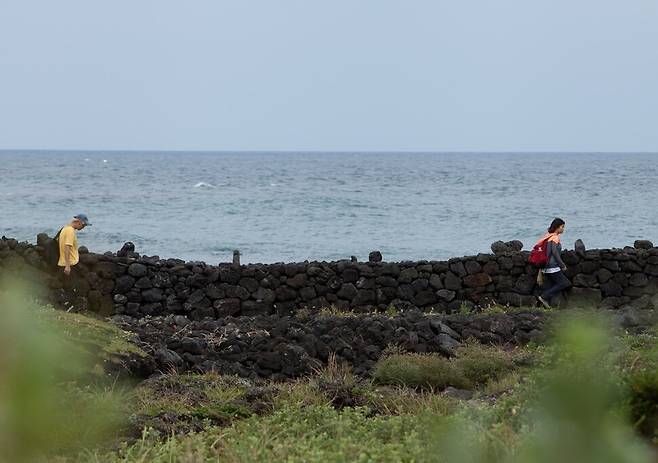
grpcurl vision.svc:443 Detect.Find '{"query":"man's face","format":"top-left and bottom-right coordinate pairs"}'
top-left (73, 219), bottom-right (86, 230)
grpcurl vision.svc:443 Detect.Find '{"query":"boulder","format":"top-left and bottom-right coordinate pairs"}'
top-left (634, 240), bottom-right (654, 250)
top-left (600, 281), bottom-right (623, 298)
top-left (142, 288), bottom-right (164, 302)
top-left (410, 278), bottom-right (429, 293)
top-left (353, 289), bottom-right (376, 306)
top-left (299, 286), bottom-right (317, 301)
top-left (514, 275), bottom-right (536, 295)
top-left (286, 274), bottom-right (307, 289)
top-left (436, 289), bottom-right (456, 302)
top-left (156, 348), bottom-right (184, 369)
top-left (629, 273), bottom-right (649, 287)
top-left (411, 290), bottom-right (437, 307)
top-left (368, 250), bottom-right (383, 263)
top-left (117, 242), bottom-right (136, 258)
top-left (596, 268), bottom-right (613, 284)
top-left (342, 268), bottom-right (359, 283)
top-left (443, 272), bottom-right (462, 291)
top-left (337, 283), bottom-right (358, 300)
top-left (505, 240), bottom-right (523, 252)
top-left (180, 337), bottom-right (205, 355)
top-left (190, 307), bottom-right (216, 320)
top-left (242, 300), bottom-right (272, 316)
top-left (399, 268), bottom-right (419, 283)
top-left (573, 274), bottom-right (597, 287)
top-left (437, 333), bottom-right (461, 355)
top-left (491, 241), bottom-right (510, 255)
top-left (449, 261), bottom-right (467, 277)
top-left (429, 274), bottom-right (443, 290)
top-left (128, 263), bottom-right (148, 278)
top-left (463, 273), bottom-right (492, 288)
top-left (375, 276), bottom-right (398, 287)
top-left (214, 298), bottom-right (241, 317)
top-left (464, 261), bottom-right (482, 275)
top-left (134, 277), bottom-right (153, 289)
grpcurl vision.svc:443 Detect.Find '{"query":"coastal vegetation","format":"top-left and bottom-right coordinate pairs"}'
top-left (1, 281), bottom-right (657, 462)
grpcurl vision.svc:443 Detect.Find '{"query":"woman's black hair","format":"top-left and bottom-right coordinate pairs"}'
top-left (548, 217), bottom-right (565, 233)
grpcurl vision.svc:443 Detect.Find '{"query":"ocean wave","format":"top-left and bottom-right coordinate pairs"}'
top-left (194, 182), bottom-right (215, 188)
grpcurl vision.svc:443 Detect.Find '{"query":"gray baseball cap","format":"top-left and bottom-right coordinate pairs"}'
top-left (74, 214), bottom-right (92, 226)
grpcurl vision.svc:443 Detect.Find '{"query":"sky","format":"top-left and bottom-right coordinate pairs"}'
top-left (1, 0), bottom-right (658, 152)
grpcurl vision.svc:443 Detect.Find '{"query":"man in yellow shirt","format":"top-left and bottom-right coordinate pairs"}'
top-left (58, 214), bottom-right (92, 275)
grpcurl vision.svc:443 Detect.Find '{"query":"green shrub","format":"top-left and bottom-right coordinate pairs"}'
top-left (626, 369), bottom-right (658, 440)
top-left (372, 344), bottom-right (517, 390)
top-left (453, 343), bottom-right (517, 385)
top-left (0, 281), bottom-right (126, 461)
top-left (372, 353), bottom-right (468, 389)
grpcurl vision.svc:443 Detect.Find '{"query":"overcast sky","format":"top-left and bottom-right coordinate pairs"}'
top-left (1, 0), bottom-right (657, 152)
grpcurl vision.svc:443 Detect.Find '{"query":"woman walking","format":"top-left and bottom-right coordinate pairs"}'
top-left (537, 218), bottom-right (571, 308)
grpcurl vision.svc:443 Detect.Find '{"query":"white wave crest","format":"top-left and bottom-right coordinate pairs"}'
top-left (194, 182), bottom-right (215, 188)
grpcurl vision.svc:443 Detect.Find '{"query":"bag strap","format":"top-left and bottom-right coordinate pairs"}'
top-left (54, 227), bottom-right (64, 241)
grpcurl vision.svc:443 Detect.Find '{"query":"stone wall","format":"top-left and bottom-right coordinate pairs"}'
top-left (1, 235), bottom-right (657, 319)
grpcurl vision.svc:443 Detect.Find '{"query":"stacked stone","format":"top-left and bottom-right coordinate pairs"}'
top-left (564, 244), bottom-right (658, 311)
top-left (1, 236), bottom-right (657, 318)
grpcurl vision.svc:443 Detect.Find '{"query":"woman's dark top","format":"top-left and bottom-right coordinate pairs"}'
top-left (546, 241), bottom-right (566, 270)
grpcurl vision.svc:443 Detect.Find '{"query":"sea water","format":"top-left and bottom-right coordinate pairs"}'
top-left (1, 151), bottom-right (656, 263)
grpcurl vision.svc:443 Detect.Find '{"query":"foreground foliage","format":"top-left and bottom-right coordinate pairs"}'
top-left (1, 280), bottom-right (656, 462)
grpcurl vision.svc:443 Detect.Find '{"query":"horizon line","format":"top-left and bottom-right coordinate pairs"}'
top-left (2, 149), bottom-right (658, 155)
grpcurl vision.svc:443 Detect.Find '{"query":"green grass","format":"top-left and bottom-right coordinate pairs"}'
top-left (2, 282), bottom-right (657, 462)
top-left (372, 342), bottom-right (519, 390)
top-left (37, 307), bottom-right (148, 377)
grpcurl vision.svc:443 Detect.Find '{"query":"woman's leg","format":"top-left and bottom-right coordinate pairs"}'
top-left (542, 271), bottom-right (571, 303)
top-left (541, 272), bottom-right (555, 298)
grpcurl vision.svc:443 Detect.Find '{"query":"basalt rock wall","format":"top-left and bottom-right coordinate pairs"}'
top-left (1, 236), bottom-right (657, 319)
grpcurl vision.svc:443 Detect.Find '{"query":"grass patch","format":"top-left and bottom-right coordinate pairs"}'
top-left (35, 306), bottom-right (148, 379)
top-left (372, 342), bottom-right (518, 391)
top-left (99, 405), bottom-right (426, 463)
top-left (128, 372), bottom-right (277, 436)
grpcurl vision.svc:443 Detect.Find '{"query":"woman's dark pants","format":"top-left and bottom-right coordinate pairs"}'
top-left (541, 271), bottom-right (571, 304)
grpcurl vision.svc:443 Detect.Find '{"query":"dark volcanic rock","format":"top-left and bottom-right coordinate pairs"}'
top-left (412, 290), bottom-right (437, 307)
top-left (369, 251), bottom-right (383, 263)
top-left (634, 240), bottom-right (654, 250)
top-left (491, 241), bottom-right (510, 255)
top-left (142, 288), bottom-right (164, 302)
top-left (463, 273), bottom-right (492, 288)
top-left (337, 283), bottom-right (358, 300)
top-left (110, 311), bottom-right (546, 380)
top-left (128, 263), bottom-right (148, 278)
top-left (436, 289), bottom-right (456, 302)
top-left (444, 272), bottom-right (462, 291)
top-left (506, 240), bottom-right (523, 252)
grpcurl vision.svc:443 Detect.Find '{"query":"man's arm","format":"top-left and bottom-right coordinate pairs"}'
top-left (64, 244), bottom-right (73, 275)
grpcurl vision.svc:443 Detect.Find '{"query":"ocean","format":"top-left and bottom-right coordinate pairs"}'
top-left (1, 151), bottom-right (656, 264)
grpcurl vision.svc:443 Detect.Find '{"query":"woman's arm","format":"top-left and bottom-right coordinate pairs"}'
top-left (547, 241), bottom-right (567, 269)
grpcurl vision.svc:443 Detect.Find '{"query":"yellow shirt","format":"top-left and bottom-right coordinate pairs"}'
top-left (57, 225), bottom-right (79, 267)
